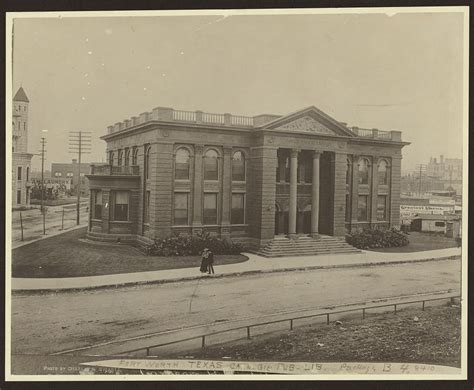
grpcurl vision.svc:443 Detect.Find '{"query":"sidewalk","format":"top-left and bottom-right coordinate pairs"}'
top-left (11, 247), bottom-right (461, 292)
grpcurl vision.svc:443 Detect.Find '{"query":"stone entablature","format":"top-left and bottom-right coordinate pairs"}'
top-left (103, 106), bottom-right (404, 143)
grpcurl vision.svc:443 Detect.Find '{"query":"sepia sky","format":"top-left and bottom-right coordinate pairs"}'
top-left (11, 11), bottom-right (465, 173)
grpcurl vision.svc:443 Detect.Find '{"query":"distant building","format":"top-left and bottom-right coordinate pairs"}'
top-left (400, 195), bottom-right (456, 225)
top-left (401, 173), bottom-right (444, 195)
top-left (426, 154), bottom-right (462, 194)
top-left (410, 214), bottom-right (461, 237)
top-left (51, 159), bottom-right (92, 197)
top-left (12, 87), bottom-right (33, 208)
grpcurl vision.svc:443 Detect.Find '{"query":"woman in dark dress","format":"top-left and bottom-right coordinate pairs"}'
top-left (200, 248), bottom-right (209, 273)
top-left (207, 250), bottom-right (215, 274)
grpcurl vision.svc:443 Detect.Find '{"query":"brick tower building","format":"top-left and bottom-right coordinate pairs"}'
top-left (12, 87), bottom-right (33, 208)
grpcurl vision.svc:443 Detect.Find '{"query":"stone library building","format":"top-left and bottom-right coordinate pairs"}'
top-left (86, 105), bottom-right (408, 255)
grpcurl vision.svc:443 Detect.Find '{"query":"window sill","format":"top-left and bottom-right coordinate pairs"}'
top-left (91, 218), bottom-right (102, 222)
top-left (110, 220), bottom-right (131, 224)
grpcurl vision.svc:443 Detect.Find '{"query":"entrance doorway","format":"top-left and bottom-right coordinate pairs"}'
top-left (274, 203), bottom-right (288, 235)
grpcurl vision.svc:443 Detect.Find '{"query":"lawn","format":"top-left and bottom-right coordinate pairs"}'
top-left (174, 305), bottom-right (461, 368)
top-left (12, 227), bottom-right (248, 278)
top-left (367, 231), bottom-right (459, 253)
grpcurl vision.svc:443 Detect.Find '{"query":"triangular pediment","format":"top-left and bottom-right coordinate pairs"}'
top-left (274, 115), bottom-right (336, 135)
top-left (261, 106), bottom-right (356, 137)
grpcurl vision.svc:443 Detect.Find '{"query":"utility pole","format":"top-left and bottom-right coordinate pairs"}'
top-left (415, 164), bottom-right (426, 196)
top-left (69, 131), bottom-right (91, 225)
top-left (39, 135), bottom-right (47, 235)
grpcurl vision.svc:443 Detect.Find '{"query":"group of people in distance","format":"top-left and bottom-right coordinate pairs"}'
top-left (199, 248), bottom-right (215, 275)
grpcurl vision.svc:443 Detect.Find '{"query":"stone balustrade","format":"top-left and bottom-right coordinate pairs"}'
top-left (90, 164), bottom-right (139, 176)
top-left (105, 107), bottom-right (402, 142)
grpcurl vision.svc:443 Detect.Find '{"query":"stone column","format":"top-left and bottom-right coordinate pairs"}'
top-left (390, 156), bottom-right (402, 229)
top-left (247, 146), bottom-right (278, 249)
top-left (288, 149), bottom-right (299, 238)
top-left (102, 189), bottom-right (111, 234)
top-left (221, 146), bottom-right (233, 237)
top-left (192, 144), bottom-right (204, 234)
top-left (332, 152), bottom-right (348, 236)
top-left (350, 154), bottom-right (360, 227)
top-left (311, 150), bottom-right (321, 237)
top-left (150, 142), bottom-right (174, 239)
top-left (370, 156), bottom-right (379, 225)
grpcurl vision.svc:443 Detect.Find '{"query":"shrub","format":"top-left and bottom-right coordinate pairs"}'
top-left (346, 227), bottom-right (409, 249)
top-left (146, 231), bottom-right (244, 257)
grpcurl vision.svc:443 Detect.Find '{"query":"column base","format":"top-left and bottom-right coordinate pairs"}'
top-left (287, 233), bottom-right (298, 240)
top-left (310, 232), bottom-right (320, 239)
top-left (220, 223), bottom-right (231, 238)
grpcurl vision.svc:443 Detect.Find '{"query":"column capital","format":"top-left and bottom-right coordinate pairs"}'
top-left (194, 144), bottom-right (205, 154)
top-left (223, 146), bottom-right (233, 155)
top-left (290, 149), bottom-right (301, 158)
top-left (312, 150), bottom-right (322, 158)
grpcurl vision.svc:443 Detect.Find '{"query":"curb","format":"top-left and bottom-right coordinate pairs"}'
top-left (12, 254), bottom-right (461, 295)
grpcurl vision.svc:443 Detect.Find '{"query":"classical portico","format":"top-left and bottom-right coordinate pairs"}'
top-left (275, 148), bottom-right (323, 239)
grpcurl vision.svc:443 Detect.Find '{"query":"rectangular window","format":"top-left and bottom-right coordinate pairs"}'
top-left (231, 193), bottom-right (245, 224)
top-left (203, 193), bottom-right (218, 225)
top-left (174, 193), bottom-right (189, 225)
top-left (113, 191), bottom-right (129, 221)
top-left (175, 162), bottom-right (189, 180)
top-left (377, 195), bottom-right (387, 221)
top-left (26, 167), bottom-right (29, 181)
top-left (144, 191), bottom-right (150, 224)
top-left (17, 190), bottom-right (21, 205)
top-left (357, 195), bottom-right (369, 221)
top-left (94, 191), bottom-right (102, 219)
top-left (435, 221), bottom-right (445, 227)
top-left (17, 166), bottom-right (22, 180)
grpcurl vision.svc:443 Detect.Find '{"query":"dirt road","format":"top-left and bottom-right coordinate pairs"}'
top-left (11, 203), bottom-right (88, 247)
top-left (10, 259), bottom-right (460, 355)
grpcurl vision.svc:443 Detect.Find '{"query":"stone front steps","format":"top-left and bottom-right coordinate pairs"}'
top-left (86, 231), bottom-right (154, 253)
top-left (258, 235), bottom-right (361, 257)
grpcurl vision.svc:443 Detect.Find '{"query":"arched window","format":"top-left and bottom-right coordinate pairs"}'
top-left (109, 151), bottom-right (114, 166)
top-left (175, 148), bottom-right (190, 180)
top-left (145, 146), bottom-right (151, 180)
top-left (346, 158), bottom-right (352, 185)
top-left (117, 150), bottom-right (123, 166)
top-left (204, 149), bottom-right (219, 180)
top-left (358, 158), bottom-right (369, 185)
top-left (232, 151), bottom-right (245, 181)
top-left (124, 148), bottom-right (130, 166)
top-left (378, 159), bottom-right (389, 185)
top-left (132, 147), bottom-right (138, 165)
